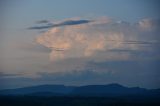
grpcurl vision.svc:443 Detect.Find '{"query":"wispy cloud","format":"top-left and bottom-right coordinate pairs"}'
top-left (0, 72), bottom-right (20, 78)
top-left (36, 20), bottom-right (49, 24)
top-left (28, 19), bottom-right (92, 30)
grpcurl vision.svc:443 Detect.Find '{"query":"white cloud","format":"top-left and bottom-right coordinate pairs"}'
top-left (138, 18), bottom-right (160, 31)
top-left (36, 17), bottom-right (159, 62)
top-left (139, 19), bottom-right (153, 30)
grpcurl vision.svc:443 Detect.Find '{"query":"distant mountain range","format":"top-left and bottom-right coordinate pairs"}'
top-left (0, 83), bottom-right (160, 97)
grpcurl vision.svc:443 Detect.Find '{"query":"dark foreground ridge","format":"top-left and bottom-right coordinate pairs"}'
top-left (0, 83), bottom-right (160, 106)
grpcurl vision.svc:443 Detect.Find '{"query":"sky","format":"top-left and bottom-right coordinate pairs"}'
top-left (0, 0), bottom-right (160, 89)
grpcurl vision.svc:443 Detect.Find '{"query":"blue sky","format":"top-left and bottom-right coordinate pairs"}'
top-left (3, 0), bottom-right (160, 27)
top-left (0, 0), bottom-right (160, 89)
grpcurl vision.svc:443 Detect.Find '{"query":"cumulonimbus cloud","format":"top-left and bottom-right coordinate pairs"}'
top-left (36, 17), bottom-right (160, 61)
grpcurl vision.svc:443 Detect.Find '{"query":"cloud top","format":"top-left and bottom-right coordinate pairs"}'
top-left (36, 17), bottom-right (159, 61)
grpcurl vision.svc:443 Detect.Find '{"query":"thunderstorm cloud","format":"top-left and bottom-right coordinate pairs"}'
top-left (36, 17), bottom-right (160, 61)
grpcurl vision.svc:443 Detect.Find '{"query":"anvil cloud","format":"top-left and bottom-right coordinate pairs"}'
top-left (36, 17), bottom-right (159, 61)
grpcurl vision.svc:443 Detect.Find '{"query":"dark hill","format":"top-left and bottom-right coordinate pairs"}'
top-left (0, 83), bottom-right (159, 97)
